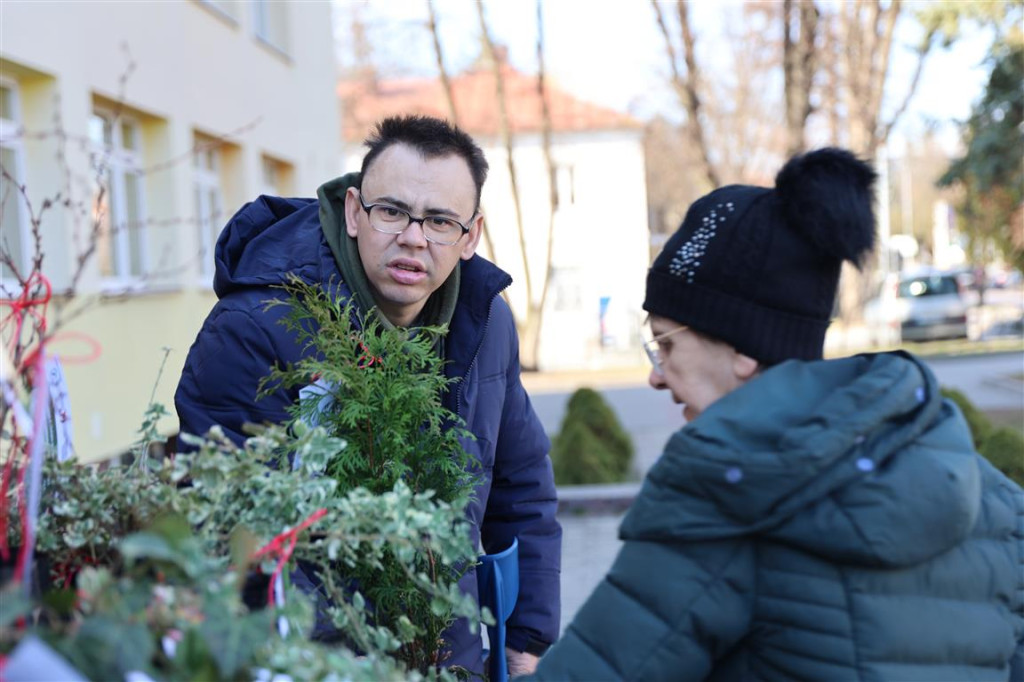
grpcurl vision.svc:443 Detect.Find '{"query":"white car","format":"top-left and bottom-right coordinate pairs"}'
top-left (897, 273), bottom-right (970, 342)
top-left (865, 272), bottom-right (970, 344)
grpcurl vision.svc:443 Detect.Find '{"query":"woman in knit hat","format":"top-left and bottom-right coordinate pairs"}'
top-left (522, 148), bottom-right (1023, 681)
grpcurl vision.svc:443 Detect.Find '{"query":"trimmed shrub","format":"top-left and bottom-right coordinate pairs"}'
top-left (941, 387), bottom-right (993, 449)
top-left (941, 387), bottom-right (1024, 487)
top-left (980, 427), bottom-right (1024, 486)
top-left (551, 388), bottom-right (634, 485)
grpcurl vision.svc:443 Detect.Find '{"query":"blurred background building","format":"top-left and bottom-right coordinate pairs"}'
top-left (1, 0), bottom-right (339, 460)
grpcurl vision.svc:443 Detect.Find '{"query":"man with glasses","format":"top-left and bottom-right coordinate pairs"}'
top-left (176, 115), bottom-right (560, 677)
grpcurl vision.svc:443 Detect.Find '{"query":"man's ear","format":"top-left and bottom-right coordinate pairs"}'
top-left (459, 212), bottom-right (484, 261)
top-left (733, 352), bottom-right (760, 382)
top-left (344, 188), bottom-right (361, 238)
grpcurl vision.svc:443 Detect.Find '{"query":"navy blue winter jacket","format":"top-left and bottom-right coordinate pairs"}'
top-left (174, 195), bottom-right (562, 672)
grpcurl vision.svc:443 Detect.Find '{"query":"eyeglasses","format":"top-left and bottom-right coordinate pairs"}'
top-left (356, 191), bottom-right (474, 246)
top-left (642, 325), bottom-right (689, 376)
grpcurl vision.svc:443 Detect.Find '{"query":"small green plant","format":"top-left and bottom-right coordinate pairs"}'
top-left (260, 276), bottom-right (481, 674)
top-left (2, 422), bottom-right (480, 681)
top-left (550, 387), bottom-right (634, 485)
top-left (942, 387), bottom-right (1024, 486)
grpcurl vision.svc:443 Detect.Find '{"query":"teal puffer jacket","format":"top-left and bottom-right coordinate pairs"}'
top-left (528, 352), bottom-right (1024, 681)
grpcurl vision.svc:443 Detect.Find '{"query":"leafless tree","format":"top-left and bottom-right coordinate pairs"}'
top-left (426, 1), bottom-right (459, 126)
top-left (525, 0), bottom-right (560, 369)
top-left (651, 0), bottom-right (720, 191)
top-left (423, 0), bottom-right (501, 303)
top-left (836, 0), bottom-right (938, 158)
top-left (474, 2), bottom-right (549, 369)
top-left (783, 0), bottom-right (819, 156)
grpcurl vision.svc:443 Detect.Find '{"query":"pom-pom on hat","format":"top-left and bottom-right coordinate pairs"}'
top-left (643, 147), bottom-right (877, 365)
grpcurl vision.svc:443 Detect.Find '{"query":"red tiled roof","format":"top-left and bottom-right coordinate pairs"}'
top-left (339, 63), bottom-right (641, 143)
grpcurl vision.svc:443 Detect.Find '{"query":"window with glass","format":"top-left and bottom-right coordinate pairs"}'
top-left (193, 134), bottom-right (224, 281)
top-left (252, 0), bottom-right (290, 54)
top-left (0, 81), bottom-right (29, 289)
top-left (90, 108), bottom-right (148, 285)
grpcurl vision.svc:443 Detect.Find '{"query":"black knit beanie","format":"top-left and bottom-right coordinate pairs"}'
top-left (643, 147), bottom-right (877, 365)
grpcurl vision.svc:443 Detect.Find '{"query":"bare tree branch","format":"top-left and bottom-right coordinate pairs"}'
top-left (529, 0), bottom-right (559, 367)
top-left (783, 0), bottom-right (819, 156)
top-left (880, 25), bottom-right (937, 145)
top-left (426, 1), bottom-right (459, 126)
top-left (475, 2), bottom-right (533, 326)
top-left (424, 1), bottom-right (499, 282)
top-left (651, 0), bottom-right (720, 189)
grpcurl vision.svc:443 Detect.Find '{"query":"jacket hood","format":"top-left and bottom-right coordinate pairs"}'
top-left (213, 195), bottom-right (326, 297)
top-left (621, 352), bottom-right (982, 568)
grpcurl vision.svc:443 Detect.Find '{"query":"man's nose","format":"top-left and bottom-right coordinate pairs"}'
top-left (396, 218), bottom-right (429, 247)
top-left (648, 368), bottom-right (666, 390)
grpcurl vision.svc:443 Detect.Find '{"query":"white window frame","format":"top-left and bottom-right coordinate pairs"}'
top-left (0, 79), bottom-right (31, 295)
top-left (252, 0), bottom-right (289, 55)
top-left (197, 0), bottom-right (240, 23)
top-left (193, 139), bottom-right (223, 283)
top-left (90, 108), bottom-right (149, 291)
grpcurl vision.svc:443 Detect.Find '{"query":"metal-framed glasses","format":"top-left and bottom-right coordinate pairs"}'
top-left (642, 325), bottom-right (689, 376)
top-left (357, 191), bottom-right (474, 246)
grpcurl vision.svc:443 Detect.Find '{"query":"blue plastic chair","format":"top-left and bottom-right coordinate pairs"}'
top-left (477, 537), bottom-right (519, 682)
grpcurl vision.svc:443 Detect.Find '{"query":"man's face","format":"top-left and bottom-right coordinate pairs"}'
top-left (344, 143), bottom-right (482, 327)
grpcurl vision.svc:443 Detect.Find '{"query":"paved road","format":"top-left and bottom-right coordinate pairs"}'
top-left (538, 350), bottom-right (1023, 635)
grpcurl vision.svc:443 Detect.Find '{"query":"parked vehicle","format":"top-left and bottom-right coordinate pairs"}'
top-left (864, 271), bottom-right (970, 344)
top-left (896, 273), bottom-right (969, 341)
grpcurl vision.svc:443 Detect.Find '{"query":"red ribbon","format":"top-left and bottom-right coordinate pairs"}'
top-left (251, 508), bottom-right (327, 609)
top-left (0, 272), bottom-right (51, 374)
top-left (356, 342), bottom-right (382, 369)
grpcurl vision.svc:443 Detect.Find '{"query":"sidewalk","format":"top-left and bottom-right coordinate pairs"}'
top-left (521, 365), bottom-right (649, 394)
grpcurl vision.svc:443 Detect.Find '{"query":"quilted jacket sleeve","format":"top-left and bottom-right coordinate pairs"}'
top-left (175, 297), bottom-right (298, 447)
top-left (526, 538), bottom-right (753, 681)
top-left (480, 304), bottom-right (562, 653)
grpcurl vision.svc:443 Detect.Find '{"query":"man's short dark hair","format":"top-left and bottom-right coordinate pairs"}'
top-left (361, 115), bottom-right (489, 210)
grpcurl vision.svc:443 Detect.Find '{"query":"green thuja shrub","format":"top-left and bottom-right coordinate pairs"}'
top-left (261, 276), bottom-right (480, 674)
top-left (551, 387), bottom-right (633, 485)
top-left (942, 387), bottom-right (1024, 487)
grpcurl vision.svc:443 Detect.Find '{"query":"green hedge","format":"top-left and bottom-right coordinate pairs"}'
top-left (550, 388), bottom-right (634, 485)
top-left (942, 387), bottom-right (1024, 486)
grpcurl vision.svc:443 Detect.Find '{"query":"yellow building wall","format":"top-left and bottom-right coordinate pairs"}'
top-left (1, 1), bottom-right (341, 460)
top-left (52, 291), bottom-right (218, 460)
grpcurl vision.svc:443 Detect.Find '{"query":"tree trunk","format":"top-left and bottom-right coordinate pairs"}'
top-left (840, 0), bottom-right (907, 158)
top-left (474, 2), bottom-right (537, 367)
top-left (820, 12), bottom-right (842, 146)
top-left (783, 0), bottom-right (819, 156)
top-left (531, 0), bottom-right (559, 371)
top-left (426, 1), bottom-right (459, 126)
top-left (425, 1), bottom-right (500, 268)
top-left (651, 0), bottom-right (720, 191)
